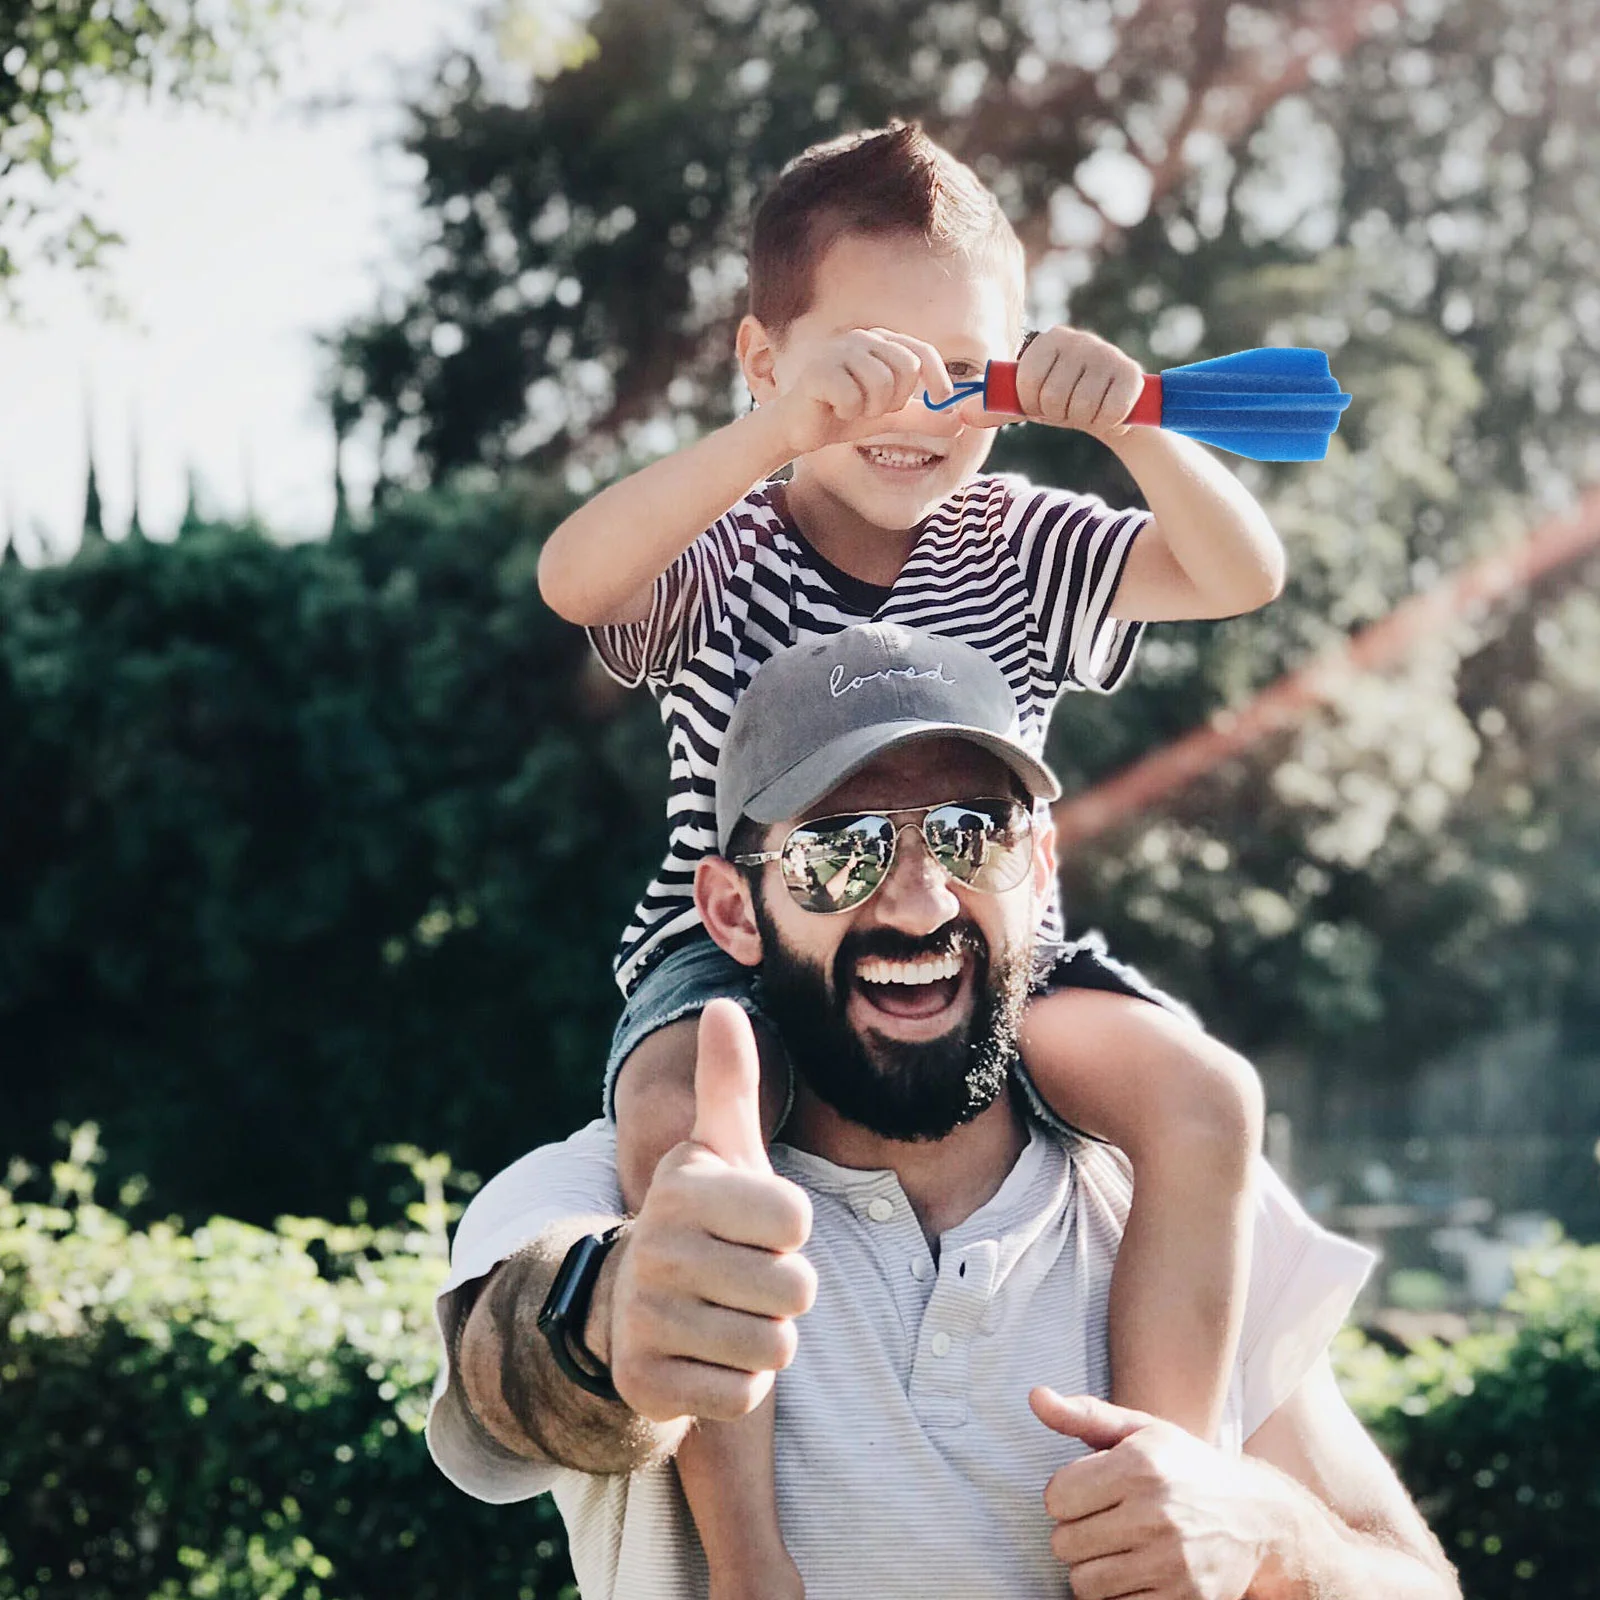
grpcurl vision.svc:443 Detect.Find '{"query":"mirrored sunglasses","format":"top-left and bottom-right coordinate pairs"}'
top-left (733, 797), bottom-right (1035, 915)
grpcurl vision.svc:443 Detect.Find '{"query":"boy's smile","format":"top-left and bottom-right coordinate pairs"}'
top-left (746, 231), bottom-right (1021, 579)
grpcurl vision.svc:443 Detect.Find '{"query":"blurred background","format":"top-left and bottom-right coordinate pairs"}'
top-left (2, 0), bottom-right (1597, 1595)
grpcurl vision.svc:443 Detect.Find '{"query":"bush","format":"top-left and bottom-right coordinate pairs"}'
top-left (1337, 1239), bottom-right (1600, 1598)
top-left (8, 1131), bottom-right (1600, 1598)
top-left (0, 1130), bottom-right (574, 1600)
top-left (0, 488), bottom-right (667, 1227)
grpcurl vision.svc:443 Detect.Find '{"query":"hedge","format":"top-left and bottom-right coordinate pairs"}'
top-left (0, 489), bottom-right (666, 1230)
top-left (0, 1131), bottom-right (573, 1600)
top-left (6, 1132), bottom-right (1599, 1598)
top-left (1335, 1237), bottom-right (1600, 1599)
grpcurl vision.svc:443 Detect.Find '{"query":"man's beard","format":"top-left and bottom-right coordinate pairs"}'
top-left (751, 894), bottom-right (1032, 1143)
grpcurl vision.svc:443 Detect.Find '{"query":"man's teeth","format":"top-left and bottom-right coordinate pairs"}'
top-left (856, 952), bottom-right (963, 987)
top-left (862, 444), bottom-right (941, 468)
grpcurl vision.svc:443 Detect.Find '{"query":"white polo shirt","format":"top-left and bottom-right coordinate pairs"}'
top-left (428, 1121), bottom-right (1371, 1600)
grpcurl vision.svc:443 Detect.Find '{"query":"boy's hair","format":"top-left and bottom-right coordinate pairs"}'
top-left (749, 122), bottom-right (1025, 338)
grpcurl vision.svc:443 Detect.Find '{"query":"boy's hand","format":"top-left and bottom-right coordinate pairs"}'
top-left (771, 328), bottom-right (955, 457)
top-left (963, 327), bottom-right (1143, 441)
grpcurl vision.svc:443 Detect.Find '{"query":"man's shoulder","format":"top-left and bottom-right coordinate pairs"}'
top-left (451, 1120), bottom-right (621, 1267)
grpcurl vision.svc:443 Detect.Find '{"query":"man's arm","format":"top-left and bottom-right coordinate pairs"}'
top-left (1033, 1369), bottom-right (1459, 1600)
top-left (455, 1215), bottom-right (689, 1478)
top-left (450, 1003), bottom-right (815, 1480)
top-left (1243, 1354), bottom-right (1459, 1600)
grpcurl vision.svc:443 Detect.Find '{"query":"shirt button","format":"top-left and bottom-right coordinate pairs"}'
top-left (867, 1197), bottom-right (895, 1223)
top-left (909, 1257), bottom-right (930, 1281)
top-left (930, 1332), bottom-right (953, 1358)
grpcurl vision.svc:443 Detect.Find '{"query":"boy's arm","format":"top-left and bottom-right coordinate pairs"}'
top-left (1104, 426), bottom-right (1286, 622)
top-left (982, 326), bottom-right (1286, 623)
top-left (536, 406), bottom-right (796, 627)
top-left (537, 326), bottom-right (955, 627)
top-left (1022, 989), bottom-right (1262, 1439)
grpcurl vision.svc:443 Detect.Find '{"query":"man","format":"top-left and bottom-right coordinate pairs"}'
top-left (427, 624), bottom-right (1459, 1600)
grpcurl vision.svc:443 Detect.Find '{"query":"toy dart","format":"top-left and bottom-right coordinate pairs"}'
top-left (923, 346), bottom-right (1352, 462)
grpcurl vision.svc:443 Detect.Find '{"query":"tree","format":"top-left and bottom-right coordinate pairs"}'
top-left (327, 0), bottom-right (1600, 1201)
top-left (331, 0), bottom-right (1390, 486)
top-left (0, 0), bottom-right (303, 295)
top-left (0, 486), bottom-right (666, 1226)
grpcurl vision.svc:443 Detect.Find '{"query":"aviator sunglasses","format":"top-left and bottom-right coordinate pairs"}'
top-left (733, 797), bottom-right (1035, 915)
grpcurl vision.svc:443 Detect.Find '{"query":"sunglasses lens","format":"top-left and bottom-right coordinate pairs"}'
top-left (781, 814), bottom-right (895, 912)
top-left (778, 800), bottom-right (1033, 912)
top-left (924, 800), bottom-right (1033, 893)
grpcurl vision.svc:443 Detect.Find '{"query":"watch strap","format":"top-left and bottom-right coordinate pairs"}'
top-left (536, 1225), bottom-right (625, 1400)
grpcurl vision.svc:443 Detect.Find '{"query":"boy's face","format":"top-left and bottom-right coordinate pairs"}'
top-left (743, 231), bottom-right (1021, 537)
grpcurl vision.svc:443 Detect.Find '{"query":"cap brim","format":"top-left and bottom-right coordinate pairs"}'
top-left (734, 720), bottom-right (1060, 843)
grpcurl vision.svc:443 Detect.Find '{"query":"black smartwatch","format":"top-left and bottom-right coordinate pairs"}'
top-left (536, 1225), bottom-right (626, 1400)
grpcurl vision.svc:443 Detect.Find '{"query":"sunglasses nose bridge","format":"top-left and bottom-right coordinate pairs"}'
top-left (874, 817), bottom-right (960, 913)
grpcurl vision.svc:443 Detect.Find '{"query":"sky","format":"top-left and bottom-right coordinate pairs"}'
top-left (0, 0), bottom-right (486, 559)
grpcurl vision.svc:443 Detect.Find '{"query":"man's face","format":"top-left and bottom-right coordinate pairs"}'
top-left (747, 739), bottom-right (1047, 1142)
top-left (758, 231), bottom-right (1020, 535)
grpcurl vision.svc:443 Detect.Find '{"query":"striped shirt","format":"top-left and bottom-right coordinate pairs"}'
top-left (589, 474), bottom-right (1149, 995)
top-left (427, 1120), bottom-right (1374, 1599)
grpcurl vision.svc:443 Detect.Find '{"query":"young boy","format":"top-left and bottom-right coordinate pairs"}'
top-left (539, 123), bottom-right (1279, 1600)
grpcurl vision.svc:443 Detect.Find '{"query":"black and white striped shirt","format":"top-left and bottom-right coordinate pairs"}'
top-left (589, 473), bottom-right (1149, 996)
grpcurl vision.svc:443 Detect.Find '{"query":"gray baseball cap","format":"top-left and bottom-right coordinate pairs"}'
top-left (715, 622), bottom-right (1060, 850)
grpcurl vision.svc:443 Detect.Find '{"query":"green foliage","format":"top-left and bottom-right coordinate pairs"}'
top-left (320, 0), bottom-right (1600, 1105)
top-left (0, 487), bottom-right (664, 1226)
top-left (332, 0), bottom-right (1366, 485)
top-left (1337, 1241), bottom-right (1600, 1599)
top-left (0, 1130), bottom-right (574, 1600)
top-left (8, 1130), bottom-right (1600, 1600)
top-left (0, 0), bottom-right (302, 292)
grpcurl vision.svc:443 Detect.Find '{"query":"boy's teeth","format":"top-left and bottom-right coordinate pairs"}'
top-left (856, 952), bottom-right (962, 987)
top-left (863, 445), bottom-right (939, 468)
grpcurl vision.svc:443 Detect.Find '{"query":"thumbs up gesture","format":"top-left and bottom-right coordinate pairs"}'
top-left (1030, 1387), bottom-right (1267, 1600)
top-left (607, 1001), bottom-right (817, 1424)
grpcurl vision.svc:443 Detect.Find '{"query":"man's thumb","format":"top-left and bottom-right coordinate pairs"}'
top-left (689, 999), bottom-right (772, 1172)
top-left (1029, 1387), bottom-right (1152, 1451)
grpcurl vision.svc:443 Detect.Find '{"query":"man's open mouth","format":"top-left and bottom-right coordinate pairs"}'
top-left (851, 949), bottom-right (970, 1022)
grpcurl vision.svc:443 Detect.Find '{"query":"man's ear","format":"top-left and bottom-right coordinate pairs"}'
top-left (1032, 808), bottom-right (1058, 902)
top-left (736, 314), bottom-right (782, 405)
top-left (696, 855), bottom-right (765, 967)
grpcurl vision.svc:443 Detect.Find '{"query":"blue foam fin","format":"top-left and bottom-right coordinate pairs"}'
top-left (1178, 428), bottom-right (1334, 462)
top-left (1158, 348), bottom-right (1351, 460)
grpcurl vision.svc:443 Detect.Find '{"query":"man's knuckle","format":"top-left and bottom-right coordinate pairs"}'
top-left (1069, 1566), bottom-right (1107, 1600)
top-left (774, 1182), bottom-right (812, 1245)
top-left (748, 1316), bottom-right (795, 1371)
top-left (1050, 1524), bottom-right (1077, 1565)
top-left (778, 1253), bottom-right (817, 1314)
top-left (1041, 1467), bottom-right (1069, 1518)
top-left (769, 1316), bottom-right (800, 1370)
top-left (705, 1368), bottom-right (769, 1420)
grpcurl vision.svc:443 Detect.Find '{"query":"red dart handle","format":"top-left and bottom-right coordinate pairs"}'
top-left (1126, 374), bottom-right (1162, 427)
top-left (983, 360), bottom-right (1022, 414)
top-left (982, 362), bottom-right (1162, 425)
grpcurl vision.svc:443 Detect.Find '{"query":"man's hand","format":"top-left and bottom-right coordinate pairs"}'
top-left (1031, 1387), bottom-right (1272, 1600)
top-left (770, 328), bottom-right (957, 456)
top-left (607, 1000), bottom-right (817, 1424)
top-left (962, 326), bottom-right (1142, 440)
